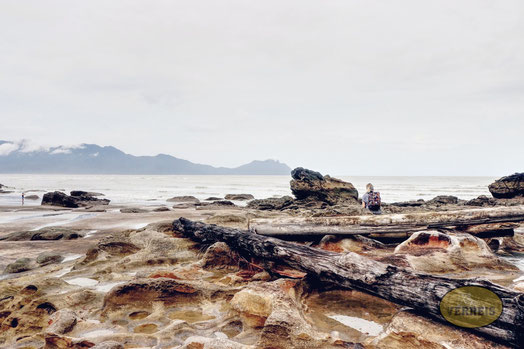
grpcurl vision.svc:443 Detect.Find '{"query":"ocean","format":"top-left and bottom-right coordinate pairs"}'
top-left (0, 174), bottom-right (496, 207)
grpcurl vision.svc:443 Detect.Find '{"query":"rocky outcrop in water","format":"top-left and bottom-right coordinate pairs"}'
top-left (167, 196), bottom-right (200, 203)
top-left (42, 191), bottom-right (110, 208)
top-left (488, 172), bottom-right (524, 198)
top-left (290, 168), bottom-right (358, 205)
top-left (224, 194), bottom-right (254, 201)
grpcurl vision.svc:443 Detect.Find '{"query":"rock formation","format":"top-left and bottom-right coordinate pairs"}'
top-left (488, 172), bottom-right (524, 198)
top-left (224, 194), bottom-right (255, 201)
top-left (290, 167), bottom-right (358, 205)
top-left (41, 191), bottom-right (110, 208)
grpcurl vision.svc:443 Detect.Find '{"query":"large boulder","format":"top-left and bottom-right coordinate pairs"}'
top-left (290, 167), bottom-right (358, 205)
top-left (488, 173), bottom-right (524, 199)
top-left (42, 191), bottom-right (109, 208)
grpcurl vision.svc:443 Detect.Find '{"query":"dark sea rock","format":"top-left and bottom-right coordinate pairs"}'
top-left (224, 194), bottom-right (255, 201)
top-left (4, 258), bottom-right (33, 274)
top-left (247, 196), bottom-right (295, 210)
top-left (152, 206), bottom-right (170, 212)
top-left (427, 195), bottom-right (459, 205)
top-left (0, 227), bottom-right (84, 241)
top-left (36, 252), bottom-right (64, 266)
top-left (24, 194), bottom-right (40, 200)
top-left (488, 173), bottom-right (524, 198)
top-left (466, 195), bottom-right (498, 207)
top-left (390, 199), bottom-right (425, 207)
top-left (42, 191), bottom-right (109, 208)
top-left (200, 200), bottom-right (236, 207)
top-left (120, 207), bottom-right (148, 213)
top-left (166, 195), bottom-right (200, 203)
top-left (290, 167), bottom-right (358, 205)
top-left (205, 197), bottom-right (223, 201)
top-left (70, 190), bottom-right (105, 197)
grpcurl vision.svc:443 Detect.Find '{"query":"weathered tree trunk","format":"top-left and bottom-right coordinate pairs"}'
top-left (249, 207), bottom-right (524, 238)
top-left (173, 217), bottom-right (524, 347)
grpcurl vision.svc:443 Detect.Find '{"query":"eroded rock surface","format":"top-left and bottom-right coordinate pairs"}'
top-left (489, 172), bottom-right (524, 199)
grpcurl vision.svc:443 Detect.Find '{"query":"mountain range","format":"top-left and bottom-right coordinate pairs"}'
top-left (0, 141), bottom-right (291, 175)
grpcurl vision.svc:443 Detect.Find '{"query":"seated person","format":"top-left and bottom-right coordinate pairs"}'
top-left (362, 183), bottom-right (382, 214)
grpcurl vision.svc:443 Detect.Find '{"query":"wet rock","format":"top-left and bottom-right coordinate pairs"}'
top-left (70, 190), bottom-right (104, 197)
top-left (4, 258), bottom-right (33, 273)
top-left (198, 200), bottom-right (237, 209)
top-left (201, 242), bottom-right (238, 270)
top-left (120, 207), bottom-right (148, 213)
top-left (24, 194), bottom-right (40, 200)
top-left (465, 195), bottom-right (498, 206)
top-left (167, 196), bottom-right (200, 203)
top-left (390, 199), bottom-right (425, 207)
top-left (489, 172), bottom-right (524, 198)
top-left (47, 309), bottom-right (77, 335)
top-left (394, 230), bottom-right (518, 273)
top-left (152, 206), bottom-right (170, 212)
top-left (37, 252), bottom-right (65, 266)
top-left (290, 167), bottom-right (358, 205)
top-left (205, 197), bottom-right (223, 201)
top-left (247, 196), bottom-right (294, 210)
top-left (92, 341), bottom-right (124, 349)
top-left (42, 191), bottom-right (80, 208)
top-left (0, 227), bottom-right (84, 241)
top-left (172, 203), bottom-right (198, 209)
top-left (42, 191), bottom-right (109, 208)
top-left (224, 194), bottom-right (255, 201)
top-left (426, 195), bottom-right (458, 205)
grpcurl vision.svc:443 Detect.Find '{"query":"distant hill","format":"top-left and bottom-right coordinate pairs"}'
top-left (0, 141), bottom-right (291, 175)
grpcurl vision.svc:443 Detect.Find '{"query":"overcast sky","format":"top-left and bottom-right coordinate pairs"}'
top-left (1, 1), bottom-right (523, 175)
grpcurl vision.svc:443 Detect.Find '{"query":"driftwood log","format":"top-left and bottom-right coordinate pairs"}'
top-left (173, 217), bottom-right (524, 347)
top-left (250, 206), bottom-right (524, 238)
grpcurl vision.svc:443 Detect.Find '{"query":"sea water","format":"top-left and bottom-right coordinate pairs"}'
top-left (0, 174), bottom-right (495, 207)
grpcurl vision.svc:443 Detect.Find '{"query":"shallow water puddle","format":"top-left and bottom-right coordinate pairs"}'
top-left (55, 266), bottom-right (73, 278)
top-left (327, 314), bottom-right (383, 336)
top-left (62, 254), bottom-right (83, 263)
top-left (65, 277), bottom-right (98, 287)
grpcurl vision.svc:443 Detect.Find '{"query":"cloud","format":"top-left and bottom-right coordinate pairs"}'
top-left (0, 142), bottom-right (19, 156)
top-left (0, 1), bottom-right (522, 174)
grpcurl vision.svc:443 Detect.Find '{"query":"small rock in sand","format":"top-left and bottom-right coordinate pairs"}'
top-left (167, 195), bottom-right (200, 203)
top-left (37, 252), bottom-right (65, 266)
top-left (120, 207), bottom-right (148, 213)
top-left (4, 258), bottom-right (33, 274)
